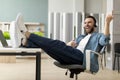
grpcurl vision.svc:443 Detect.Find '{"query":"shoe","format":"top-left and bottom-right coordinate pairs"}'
top-left (16, 13), bottom-right (27, 33)
top-left (16, 13), bottom-right (27, 46)
top-left (9, 21), bottom-right (26, 48)
top-left (9, 21), bottom-right (21, 48)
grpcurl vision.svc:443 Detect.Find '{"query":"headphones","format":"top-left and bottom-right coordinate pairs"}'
top-left (85, 16), bottom-right (97, 27)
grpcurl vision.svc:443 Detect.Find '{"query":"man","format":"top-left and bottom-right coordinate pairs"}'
top-left (10, 13), bottom-right (113, 73)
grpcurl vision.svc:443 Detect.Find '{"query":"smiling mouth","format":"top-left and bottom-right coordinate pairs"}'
top-left (85, 27), bottom-right (89, 29)
top-left (85, 26), bottom-right (90, 30)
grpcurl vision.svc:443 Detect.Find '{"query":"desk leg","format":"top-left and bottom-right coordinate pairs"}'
top-left (36, 52), bottom-right (41, 80)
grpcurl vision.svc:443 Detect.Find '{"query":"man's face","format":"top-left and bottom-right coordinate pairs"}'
top-left (84, 18), bottom-right (95, 34)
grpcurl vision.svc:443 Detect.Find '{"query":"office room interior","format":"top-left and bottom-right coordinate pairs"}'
top-left (0, 0), bottom-right (120, 80)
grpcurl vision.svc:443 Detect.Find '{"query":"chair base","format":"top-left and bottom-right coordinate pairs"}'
top-left (54, 61), bottom-right (85, 80)
top-left (69, 69), bottom-right (84, 78)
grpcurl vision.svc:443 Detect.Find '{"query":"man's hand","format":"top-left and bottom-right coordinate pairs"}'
top-left (67, 40), bottom-right (77, 48)
top-left (105, 14), bottom-right (113, 24)
top-left (104, 13), bottom-right (113, 36)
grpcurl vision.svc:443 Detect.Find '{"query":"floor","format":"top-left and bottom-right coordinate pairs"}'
top-left (0, 53), bottom-right (119, 80)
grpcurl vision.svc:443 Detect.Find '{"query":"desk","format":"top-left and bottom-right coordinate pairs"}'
top-left (0, 48), bottom-right (41, 80)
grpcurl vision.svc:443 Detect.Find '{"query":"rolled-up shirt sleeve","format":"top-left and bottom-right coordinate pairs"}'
top-left (99, 33), bottom-right (110, 46)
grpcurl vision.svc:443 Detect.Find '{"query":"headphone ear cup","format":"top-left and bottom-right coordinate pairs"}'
top-left (94, 24), bottom-right (97, 27)
top-left (94, 24), bottom-right (96, 27)
top-left (94, 22), bottom-right (97, 27)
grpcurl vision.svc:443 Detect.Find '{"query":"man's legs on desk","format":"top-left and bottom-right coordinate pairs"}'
top-left (10, 18), bottom-right (83, 65)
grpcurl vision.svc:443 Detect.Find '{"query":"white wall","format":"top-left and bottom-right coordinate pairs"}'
top-left (49, 0), bottom-right (84, 12)
top-left (85, 0), bottom-right (105, 13)
top-left (49, 0), bottom-right (74, 12)
top-left (74, 0), bottom-right (84, 12)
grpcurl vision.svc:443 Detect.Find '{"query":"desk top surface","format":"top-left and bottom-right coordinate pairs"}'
top-left (0, 48), bottom-right (42, 53)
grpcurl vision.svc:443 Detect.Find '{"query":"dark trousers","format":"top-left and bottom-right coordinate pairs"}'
top-left (26, 34), bottom-right (83, 65)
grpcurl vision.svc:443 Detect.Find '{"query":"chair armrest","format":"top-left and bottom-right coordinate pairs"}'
top-left (85, 50), bottom-right (101, 72)
top-left (91, 51), bottom-right (101, 56)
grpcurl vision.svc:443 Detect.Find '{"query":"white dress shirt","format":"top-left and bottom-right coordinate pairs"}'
top-left (76, 34), bottom-right (91, 53)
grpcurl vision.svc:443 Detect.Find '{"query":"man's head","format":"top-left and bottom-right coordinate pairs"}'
top-left (84, 16), bottom-right (97, 34)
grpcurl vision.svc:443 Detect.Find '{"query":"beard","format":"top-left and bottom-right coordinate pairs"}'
top-left (84, 27), bottom-right (94, 34)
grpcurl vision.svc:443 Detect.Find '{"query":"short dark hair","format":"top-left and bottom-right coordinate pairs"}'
top-left (85, 16), bottom-right (97, 27)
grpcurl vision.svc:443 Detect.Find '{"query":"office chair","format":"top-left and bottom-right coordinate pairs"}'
top-left (113, 43), bottom-right (120, 73)
top-left (54, 46), bottom-right (106, 80)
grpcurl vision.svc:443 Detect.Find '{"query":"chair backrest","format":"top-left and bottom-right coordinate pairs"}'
top-left (114, 43), bottom-right (120, 53)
